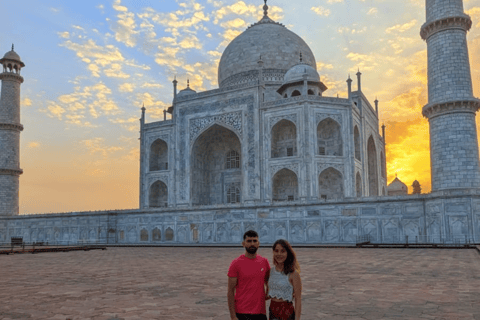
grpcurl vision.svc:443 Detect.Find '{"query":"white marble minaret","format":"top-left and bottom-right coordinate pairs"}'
top-left (421, 0), bottom-right (480, 191)
top-left (0, 46), bottom-right (24, 216)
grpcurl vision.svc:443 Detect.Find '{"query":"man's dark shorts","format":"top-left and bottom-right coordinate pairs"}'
top-left (236, 313), bottom-right (267, 320)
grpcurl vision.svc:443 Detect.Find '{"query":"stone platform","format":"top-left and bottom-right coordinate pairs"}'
top-left (0, 247), bottom-right (479, 319)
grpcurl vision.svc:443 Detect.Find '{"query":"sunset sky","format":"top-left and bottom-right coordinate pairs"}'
top-left (3, 0), bottom-right (480, 214)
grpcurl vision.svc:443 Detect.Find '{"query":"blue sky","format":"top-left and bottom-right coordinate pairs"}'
top-left (3, 0), bottom-right (480, 213)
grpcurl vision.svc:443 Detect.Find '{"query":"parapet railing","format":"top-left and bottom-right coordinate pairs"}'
top-left (356, 234), bottom-right (476, 246)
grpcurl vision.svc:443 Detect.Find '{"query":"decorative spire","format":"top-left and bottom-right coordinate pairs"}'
top-left (187, 79), bottom-right (190, 88)
top-left (263, 0), bottom-right (268, 16)
top-left (11, 44), bottom-right (14, 51)
top-left (299, 51), bottom-right (303, 63)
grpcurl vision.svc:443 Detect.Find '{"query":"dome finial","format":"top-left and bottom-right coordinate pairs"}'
top-left (12, 44), bottom-right (14, 51)
top-left (187, 79), bottom-right (190, 88)
top-left (263, 0), bottom-right (268, 16)
top-left (299, 51), bottom-right (303, 63)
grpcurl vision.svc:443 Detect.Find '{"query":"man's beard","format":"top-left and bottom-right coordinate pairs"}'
top-left (246, 246), bottom-right (258, 254)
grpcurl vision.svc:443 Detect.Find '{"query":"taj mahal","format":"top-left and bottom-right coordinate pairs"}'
top-left (1, 0), bottom-right (480, 245)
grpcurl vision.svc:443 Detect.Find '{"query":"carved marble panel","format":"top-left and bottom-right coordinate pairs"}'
top-left (274, 222), bottom-right (287, 241)
top-left (315, 113), bottom-right (342, 126)
top-left (270, 163), bottom-right (300, 177)
top-left (269, 114), bottom-right (298, 130)
top-left (403, 220), bottom-right (420, 242)
top-left (325, 220), bottom-right (339, 242)
top-left (190, 111), bottom-right (243, 144)
top-left (231, 224), bottom-right (242, 244)
top-left (290, 223), bottom-right (304, 243)
top-left (383, 219), bottom-right (399, 242)
top-left (306, 222), bottom-right (321, 242)
top-left (342, 222), bottom-right (357, 242)
top-left (317, 163), bottom-right (344, 176)
top-left (362, 219), bottom-right (378, 242)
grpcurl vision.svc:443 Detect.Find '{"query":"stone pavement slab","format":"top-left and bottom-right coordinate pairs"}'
top-left (0, 247), bottom-right (479, 319)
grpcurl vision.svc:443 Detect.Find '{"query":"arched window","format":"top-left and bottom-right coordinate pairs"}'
top-left (226, 150), bottom-right (240, 169)
top-left (367, 136), bottom-right (378, 196)
top-left (284, 93), bottom-right (288, 98)
top-left (308, 89), bottom-right (315, 95)
top-left (150, 139), bottom-right (168, 171)
top-left (354, 126), bottom-right (361, 161)
top-left (152, 228), bottom-right (161, 241)
top-left (317, 118), bottom-right (343, 156)
top-left (165, 227), bottom-right (174, 241)
top-left (271, 120), bottom-right (297, 158)
top-left (149, 181), bottom-right (168, 207)
top-left (318, 168), bottom-right (344, 200)
top-left (272, 169), bottom-right (298, 202)
top-left (291, 90), bottom-right (301, 97)
top-left (226, 185), bottom-right (240, 204)
top-left (140, 229), bottom-right (149, 242)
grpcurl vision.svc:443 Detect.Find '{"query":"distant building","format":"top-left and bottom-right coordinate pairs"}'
top-left (387, 177), bottom-right (408, 196)
top-left (412, 180), bottom-right (422, 194)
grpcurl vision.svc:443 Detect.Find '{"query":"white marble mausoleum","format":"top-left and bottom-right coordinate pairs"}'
top-left (1, 0), bottom-right (480, 245)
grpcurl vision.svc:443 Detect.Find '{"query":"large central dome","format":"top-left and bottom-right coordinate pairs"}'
top-left (218, 15), bottom-right (317, 87)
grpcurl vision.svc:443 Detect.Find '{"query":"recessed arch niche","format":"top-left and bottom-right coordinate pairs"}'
top-left (318, 168), bottom-right (344, 200)
top-left (150, 139), bottom-right (168, 171)
top-left (367, 136), bottom-right (378, 196)
top-left (354, 126), bottom-right (361, 160)
top-left (272, 169), bottom-right (298, 202)
top-left (317, 118), bottom-right (343, 156)
top-left (149, 180), bottom-right (168, 207)
top-left (191, 124), bottom-right (242, 205)
top-left (271, 119), bottom-right (297, 158)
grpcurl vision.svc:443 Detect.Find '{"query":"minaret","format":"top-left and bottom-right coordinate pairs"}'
top-left (421, 0), bottom-right (480, 191)
top-left (0, 45), bottom-right (25, 216)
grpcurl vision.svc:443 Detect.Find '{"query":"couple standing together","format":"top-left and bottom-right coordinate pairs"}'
top-left (227, 230), bottom-right (302, 320)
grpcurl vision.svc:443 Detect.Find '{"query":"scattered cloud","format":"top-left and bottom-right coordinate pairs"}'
top-left (82, 137), bottom-right (124, 157)
top-left (28, 142), bottom-right (41, 148)
top-left (385, 19), bottom-right (418, 34)
top-left (311, 6), bottom-right (331, 17)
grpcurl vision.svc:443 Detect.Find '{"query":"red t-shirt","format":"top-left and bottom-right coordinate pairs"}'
top-left (228, 254), bottom-right (271, 314)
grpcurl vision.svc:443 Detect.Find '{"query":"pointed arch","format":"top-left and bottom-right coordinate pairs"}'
top-left (308, 89), bottom-right (315, 95)
top-left (318, 168), bottom-right (344, 200)
top-left (354, 126), bottom-right (361, 161)
top-left (271, 119), bottom-right (297, 158)
top-left (191, 124), bottom-right (241, 205)
top-left (165, 227), bottom-right (174, 241)
top-left (149, 180), bottom-right (168, 207)
top-left (150, 139), bottom-right (168, 171)
top-left (317, 118), bottom-right (343, 156)
top-left (356, 172), bottom-right (362, 197)
top-left (272, 168), bottom-right (298, 202)
top-left (140, 229), bottom-right (149, 242)
top-left (367, 136), bottom-right (378, 196)
top-left (291, 90), bottom-right (301, 97)
top-left (152, 228), bottom-right (161, 241)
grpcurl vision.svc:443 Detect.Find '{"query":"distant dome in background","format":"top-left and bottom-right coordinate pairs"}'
top-left (218, 15), bottom-right (317, 87)
top-left (283, 63), bottom-right (320, 84)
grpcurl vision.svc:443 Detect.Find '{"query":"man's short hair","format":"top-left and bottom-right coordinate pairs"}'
top-left (243, 230), bottom-right (259, 240)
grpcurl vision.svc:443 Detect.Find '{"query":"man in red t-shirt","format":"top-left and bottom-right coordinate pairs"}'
top-left (227, 230), bottom-right (271, 320)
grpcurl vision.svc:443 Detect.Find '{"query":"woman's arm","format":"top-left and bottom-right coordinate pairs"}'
top-left (291, 271), bottom-right (302, 320)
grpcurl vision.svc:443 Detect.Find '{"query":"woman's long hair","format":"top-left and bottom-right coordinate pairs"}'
top-left (272, 239), bottom-right (300, 275)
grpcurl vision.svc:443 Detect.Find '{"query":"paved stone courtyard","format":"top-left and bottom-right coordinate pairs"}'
top-left (0, 247), bottom-right (479, 320)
